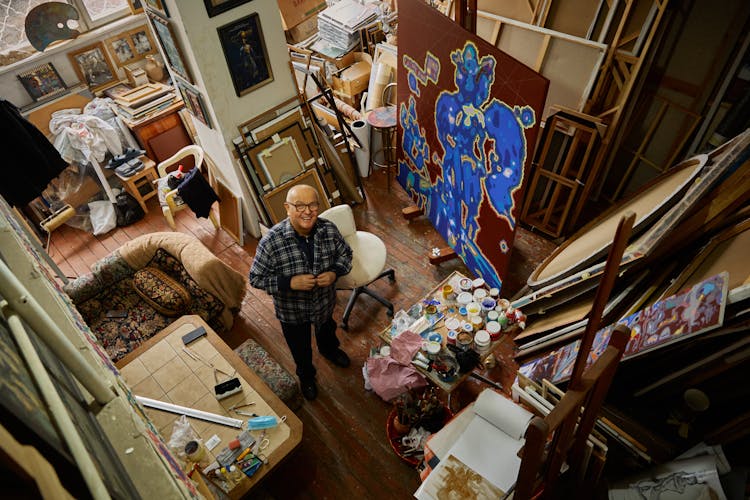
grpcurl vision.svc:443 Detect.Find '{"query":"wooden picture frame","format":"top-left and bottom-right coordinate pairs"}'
top-left (127, 0), bottom-right (144, 14)
top-left (217, 13), bottom-right (273, 97)
top-left (257, 137), bottom-right (305, 187)
top-left (262, 169), bottom-right (330, 224)
top-left (144, 0), bottom-right (168, 17)
top-left (147, 11), bottom-right (191, 83)
top-left (17, 62), bottom-right (67, 102)
top-left (102, 82), bottom-right (133, 99)
top-left (176, 80), bottom-right (212, 129)
top-left (106, 27), bottom-right (156, 67)
top-left (68, 42), bottom-right (118, 92)
top-left (204, 0), bottom-right (253, 18)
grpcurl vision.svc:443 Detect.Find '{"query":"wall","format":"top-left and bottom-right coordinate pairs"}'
top-left (164, 0), bottom-right (298, 238)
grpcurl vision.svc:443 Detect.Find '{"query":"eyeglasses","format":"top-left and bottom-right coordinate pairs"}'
top-left (286, 202), bottom-right (320, 213)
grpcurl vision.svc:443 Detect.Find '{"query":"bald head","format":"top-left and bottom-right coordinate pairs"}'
top-left (286, 184), bottom-right (318, 203)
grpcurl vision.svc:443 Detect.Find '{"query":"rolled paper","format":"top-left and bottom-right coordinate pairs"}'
top-left (351, 119), bottom-right (371, 178)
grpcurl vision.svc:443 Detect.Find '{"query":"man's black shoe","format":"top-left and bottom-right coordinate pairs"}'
top-left (322, 348), bottom-right (350, 368)
top-left (301, 379), bottom-right (317, 401)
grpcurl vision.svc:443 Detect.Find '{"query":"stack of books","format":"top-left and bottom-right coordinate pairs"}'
top-left (317, 0), bottom-right (378, 53)
top-left (114, 83), bottom-right (176, 122)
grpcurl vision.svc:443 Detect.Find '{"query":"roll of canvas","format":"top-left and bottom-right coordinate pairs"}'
top-left (351, 119), bottom-right (371, 178)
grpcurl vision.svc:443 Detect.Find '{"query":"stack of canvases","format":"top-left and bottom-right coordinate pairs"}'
top-left (512, 128), bottom-right (750, 463)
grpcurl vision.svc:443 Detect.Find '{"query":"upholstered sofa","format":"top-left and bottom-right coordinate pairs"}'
top-left (64, 232), bottom-right (246, 362)
top-left (64, 232), bottom-right (302, 409)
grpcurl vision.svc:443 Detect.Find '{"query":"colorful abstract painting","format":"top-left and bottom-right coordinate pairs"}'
top-left (398, 0), bottom-right (548, 290)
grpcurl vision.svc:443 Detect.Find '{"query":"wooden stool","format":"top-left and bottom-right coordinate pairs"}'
top-left (115, 156), bottom-right (158, 213)
top-left (367, 106), bottom-right (397, 191)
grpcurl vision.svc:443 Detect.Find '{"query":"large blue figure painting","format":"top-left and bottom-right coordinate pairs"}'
top-left (398, 0), bottom-right (548, 290)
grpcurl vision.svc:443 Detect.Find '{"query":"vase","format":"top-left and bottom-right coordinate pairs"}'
top-left (144, 55), bottom-right (165, 82)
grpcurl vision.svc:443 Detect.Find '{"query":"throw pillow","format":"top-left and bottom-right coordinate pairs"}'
top-left (132, 266), bottom-right (191, 316)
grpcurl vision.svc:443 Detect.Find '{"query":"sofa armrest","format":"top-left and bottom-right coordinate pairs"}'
top-left (63, 251), bottom-right (135, 303)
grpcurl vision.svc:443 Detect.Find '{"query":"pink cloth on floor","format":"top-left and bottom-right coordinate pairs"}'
top-left (366, 357), bottom-right (426, 402)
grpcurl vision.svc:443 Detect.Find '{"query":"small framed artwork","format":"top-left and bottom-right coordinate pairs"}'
top-left (107, 27), bottom-right (155, 67)
top-left (257, 137), bottom-right (305, 187)
top-left (147, 11), bottom-right (192, 83)
top-left (127, 0), bottom-right (143, 14)
top-left (203, 0), bottom-right (252, 18)
top-left (17, 62), bottom-right (67, 102)
top-left (106, 33), bottom-right (136, 66)
top-left (102, 82), bottom-right (133, 100)
top-left (144, 0), bottom-right (168, 17)
top-left (176, 80), bottom-right (212, 129)
top-left (128, 27), bottom-right (156, 58)
top-left (217, 13), bottom-right (273, 97)
top-left (262, 169), bottom-right (330, 224)
top-left (68, 42), bottom-right (118, 92)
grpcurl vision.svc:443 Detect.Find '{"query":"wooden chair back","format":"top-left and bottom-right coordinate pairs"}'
top-left (515, 323), bottom-right (630, 499)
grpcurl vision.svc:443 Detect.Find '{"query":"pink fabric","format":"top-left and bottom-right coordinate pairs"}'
top-left (390, 330), bottom-right (424, 365)
top-left (366, 356), bottom-right (426, 401)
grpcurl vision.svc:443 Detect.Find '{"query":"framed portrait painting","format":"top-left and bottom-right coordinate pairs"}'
top-left (203, 0), bottom-right (252, 17)
top-left (217, 13), bottom-right (273, 97)
top-left (68, 42), bottom-right (118, 92)
top-left (17, 62), bottom-right (67, 102)
top-left (147, 11), bottom-right (191, 83)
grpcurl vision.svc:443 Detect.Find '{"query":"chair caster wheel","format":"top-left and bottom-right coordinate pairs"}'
top-left (386, 309), bottom-right (394, 317)
top-left (340, 323), bottom-right (349, 331)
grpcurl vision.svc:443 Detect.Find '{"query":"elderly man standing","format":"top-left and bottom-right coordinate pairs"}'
top-left (249, 185), bottom-right (352, 401)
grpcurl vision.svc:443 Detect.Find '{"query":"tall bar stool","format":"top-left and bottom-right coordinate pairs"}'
top-left (367, 82), bottom-right (397, 191)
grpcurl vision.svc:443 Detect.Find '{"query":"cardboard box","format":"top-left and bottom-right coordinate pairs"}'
top-left (332, 52), bottom-right (372, 98)
top-left (278, 0), bottom-right (327, 30)
top-left (285, 15), bottom-right (318, 44)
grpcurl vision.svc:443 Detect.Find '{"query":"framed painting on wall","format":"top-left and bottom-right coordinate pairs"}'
top-left (217, 13), bottom-right (273, 97)
top-left (147, 11), bottom-right (191, 83)
top-left (68, 42), bottom-right (118, 92)
top-left (17, 62), bottom-right (67, 102)
top-left (204, 0), bottom-right (252, 18)
top-left (262, 169), bottom-right (330, 224)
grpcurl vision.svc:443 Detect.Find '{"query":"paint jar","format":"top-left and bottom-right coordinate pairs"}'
top-left (457, 292), bottom-right (473, 306)
top-left (466, 302), bottom-right (481, 317)
top-left (470, 315), bottom-right (484, 332)
top-left (445, 317), bottom-right (461, 332)
top-left (486, 321), bottom-right (502, 341)
top-left (474, 330), bottom-right (491, 357)
top-left (489, 287), bottom-right (500, 298)
top-left (471, 278), bottom-right (486, 290)
top-left (185, 440), bottom-right (209, 468)
top-left (456, 331), bottom-right (473, 351)
top-left (459, 278), bottom-right (472, 292)
top-left (461, 322), bottom-right (473, 335)
top-left (424, 341), bottom-right (442, 360)
top-left (496, 298), bottom-right (511, 312)
top-left (446, 330), bottom-right (458, 345)
top-left (486, 310), bottom-right (499, 323)
top-left (458, 306), bottom-right (468, 316)
top-left (473, 288), bottom-right (488, 302)
top-left (428, 332), bottom-right (443, 344)
top-left (442, 284), bottom-right (456, 301)
top-left (424, 304), bottom-right (438, 318)
top-left (481, 297), bottom-right (497, 317)
top-left (380, 345), bottom-right (391, 357)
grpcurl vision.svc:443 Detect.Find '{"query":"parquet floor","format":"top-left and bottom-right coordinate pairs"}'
top-left (48, 170), bottom-right (556, 499)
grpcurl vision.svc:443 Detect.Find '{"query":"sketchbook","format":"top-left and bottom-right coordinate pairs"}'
top-left (415, 389), bottom-right (534, 498)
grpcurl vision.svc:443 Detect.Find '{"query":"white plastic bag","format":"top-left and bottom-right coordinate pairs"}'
top-left (87, 200), bottom-right (116, 235)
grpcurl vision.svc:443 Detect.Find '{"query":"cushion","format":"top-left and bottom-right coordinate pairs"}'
top-left (132, 266), bottom-right (191, 316)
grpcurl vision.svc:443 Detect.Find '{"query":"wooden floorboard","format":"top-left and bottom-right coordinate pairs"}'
top-left (48, 172), bottom-right (556, 499)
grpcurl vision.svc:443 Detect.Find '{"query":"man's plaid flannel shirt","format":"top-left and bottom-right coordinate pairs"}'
top-left (249, 217), bottom-right (352, 326)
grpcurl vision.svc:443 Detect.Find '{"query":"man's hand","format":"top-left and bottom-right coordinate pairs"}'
top-left (315, 271), bottom-right (337, 288)
top-left (290, 274), bottom-right (317, 291)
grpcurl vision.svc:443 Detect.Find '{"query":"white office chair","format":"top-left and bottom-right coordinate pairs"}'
top-left (155, 144), bottom-right (218, 230)
top-left (319, 204), bottom-right (395, 330)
